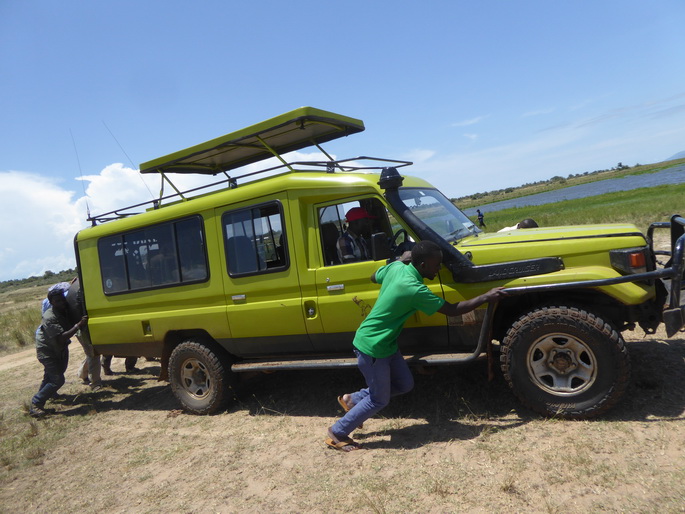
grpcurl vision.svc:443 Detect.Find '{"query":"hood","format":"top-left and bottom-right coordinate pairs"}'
top-left (457, 223), bottom-right (643, 249)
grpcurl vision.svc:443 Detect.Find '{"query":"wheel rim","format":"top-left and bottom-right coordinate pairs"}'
top-left (179, 357), bottom-right (212, 399)
top-left (526, 332), bottom-right (597, 396)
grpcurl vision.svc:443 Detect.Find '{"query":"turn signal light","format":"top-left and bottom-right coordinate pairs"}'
top-left (610, 247), bottom-right (650, 275)
top-left (629, 252), bottom-right (646, 269)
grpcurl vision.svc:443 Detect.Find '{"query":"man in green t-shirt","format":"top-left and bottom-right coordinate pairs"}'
top-left (326, 240), bottom-right (507, 451)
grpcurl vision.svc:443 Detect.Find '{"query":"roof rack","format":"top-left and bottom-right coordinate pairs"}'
top-left (86, 156), bottom-right (413, 225)
top-left (87, 107), bottom-right (415, 225)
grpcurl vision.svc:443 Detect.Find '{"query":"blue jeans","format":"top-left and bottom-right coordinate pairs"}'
top-left (331, 348), bottom-right (414, 438)
top-left (32, 351), bottom-right (69, 408)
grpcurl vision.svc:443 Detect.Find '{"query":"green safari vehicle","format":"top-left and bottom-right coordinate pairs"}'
top-left (73, 107), bottom-right (685, 418)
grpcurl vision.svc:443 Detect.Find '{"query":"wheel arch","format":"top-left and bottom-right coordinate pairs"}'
top-left (492, 288), bottom-right (631, 341)
top-left (159, 329), bottom-right (234, 381)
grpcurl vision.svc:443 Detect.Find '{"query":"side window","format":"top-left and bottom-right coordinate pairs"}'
top-left (124, 225), bottom-right (178, 289)
top-left (222, 202), bottom-right (287, 276)
top-left (176, 218), bottom-right (209, 281)
top-left (98, 216), bottom-right (207, 294)
top-left (317, 198), bottom-right (391, 266)
top-left (98, 238), bottom-right (128, 293)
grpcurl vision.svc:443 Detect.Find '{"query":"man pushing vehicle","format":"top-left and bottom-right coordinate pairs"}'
top-left (326, 241), bottom-right (508, 452)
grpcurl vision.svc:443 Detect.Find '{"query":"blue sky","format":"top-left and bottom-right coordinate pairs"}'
top-left (1, 1), bottom-right (684, 280)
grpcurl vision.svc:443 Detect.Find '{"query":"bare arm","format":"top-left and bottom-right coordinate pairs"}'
top-left (437, 287), bottom-right (508, 317)
top-left (398, 251), bottom-right (412, 264)
top-left (56, 316), bottom-right (88, 345)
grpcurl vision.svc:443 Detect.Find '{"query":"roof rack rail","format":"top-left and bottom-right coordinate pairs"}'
top-left (292, 156), bottom-right (413, 173)
top-left (86, 156), bottom-right (413, 225)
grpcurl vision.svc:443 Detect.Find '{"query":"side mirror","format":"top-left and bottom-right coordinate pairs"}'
top-left (370, 232), bottom-right (392, 261)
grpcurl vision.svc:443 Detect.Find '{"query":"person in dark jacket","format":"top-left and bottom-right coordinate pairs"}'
top-left (476, 209), bottom-right (486, 228)
top-left (30, 285), bottom-right (88, 417)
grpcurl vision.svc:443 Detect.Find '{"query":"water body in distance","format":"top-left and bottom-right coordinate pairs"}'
top-left (463, 163), bottom-right (685, 216)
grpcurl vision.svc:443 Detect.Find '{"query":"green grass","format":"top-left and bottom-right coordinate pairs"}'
top-left (0, 398), bottom-right (76, 480)
top-left (470, 183), bottom-right (685, 233)
top-left (0, 285), bottom-right (44, 356)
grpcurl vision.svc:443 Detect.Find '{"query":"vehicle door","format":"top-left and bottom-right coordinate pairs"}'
top-left (217, 195), bottom-right (312, 356)
top-left (310, 196), bottom-right (449, 353)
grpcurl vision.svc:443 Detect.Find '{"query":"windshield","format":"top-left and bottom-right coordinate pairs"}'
top-left (398, 188), bottom-right (480, 242)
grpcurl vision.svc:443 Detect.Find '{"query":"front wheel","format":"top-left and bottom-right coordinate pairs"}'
top-left (168, 339), bottom-right (234, 415)
top-left (500, 306), bottom-right (630, 419)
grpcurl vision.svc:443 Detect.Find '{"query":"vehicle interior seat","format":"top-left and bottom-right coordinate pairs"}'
top-left (321, 222), bottom-right (341, 265)
top-left (226, 236), bottom-right (264, 274)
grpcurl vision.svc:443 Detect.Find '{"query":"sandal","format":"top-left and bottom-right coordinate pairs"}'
top-left (325, 437), bottom-right (363, 452)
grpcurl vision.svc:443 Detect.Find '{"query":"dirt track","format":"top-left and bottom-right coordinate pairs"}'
top-left (1, 327), bottom-right (684, 513)
top-left (0, 347), bottom-right (35, 372)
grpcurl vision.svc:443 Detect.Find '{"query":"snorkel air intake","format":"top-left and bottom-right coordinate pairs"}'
top-left (379, 167), bottom-right (475, 279)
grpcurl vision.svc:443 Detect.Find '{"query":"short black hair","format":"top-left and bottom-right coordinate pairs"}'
top-left (518, 218), bottom-right (539, 228)
top-left (47, 288), bottom-right (65, 300)
top-left (411, 240), bottom-right (442, 266)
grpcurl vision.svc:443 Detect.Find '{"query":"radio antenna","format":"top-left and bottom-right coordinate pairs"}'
top-left (102, 120), bottom-right (154, 199)
top-left (69, 128), bottom-right (91, 219)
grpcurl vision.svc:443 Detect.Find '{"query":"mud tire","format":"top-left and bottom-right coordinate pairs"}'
top-left (500, 306), bottom-right (630, 419)
top-left (168, 339), bottom-right (233, 415)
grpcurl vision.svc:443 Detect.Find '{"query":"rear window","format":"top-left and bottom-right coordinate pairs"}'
top-left (98, 216), bottom-right (208, 294)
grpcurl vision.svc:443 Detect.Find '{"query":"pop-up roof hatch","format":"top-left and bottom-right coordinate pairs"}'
top-left (139, 106), bottom-right (365, 176)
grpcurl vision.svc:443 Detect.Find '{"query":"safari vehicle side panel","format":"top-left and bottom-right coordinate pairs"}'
top-left (212, 192), bottom-right (314, 356)
top-left (76, 185), bottom-right (305, 359)
top-left (77, 205), bottom-right (228, 358)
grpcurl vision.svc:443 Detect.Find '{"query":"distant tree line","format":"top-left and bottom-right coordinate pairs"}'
top-left (455, 162), bottom-right (636, 203)
top-left (0, 268), bottom-right (79, 294)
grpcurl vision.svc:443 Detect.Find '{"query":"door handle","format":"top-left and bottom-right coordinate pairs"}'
top-left (326, 284), bottom-right (344, 292)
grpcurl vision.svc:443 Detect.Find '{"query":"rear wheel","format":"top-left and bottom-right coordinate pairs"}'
top-left (168, 339), bottom-right (233, 415)
top-left (500, 306), bottom-right (630, 419)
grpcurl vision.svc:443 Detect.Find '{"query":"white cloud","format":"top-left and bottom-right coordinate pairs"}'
top-left (452, 116), bottom-right (487, 127)
top-left (0, 171), bottom-right (84, 281)
top-left (403, 149), bottom-right (436, 164)
top-left (79, 163), bottom-right (162, 218)
top-left (2, 107), bottom-right (681, 282)
top-left (0, 164), bottom-right (201, 281)
top-left (0, 150), bottom-right (331, 281)
top-left (522, 108), bottom-right (555, 117)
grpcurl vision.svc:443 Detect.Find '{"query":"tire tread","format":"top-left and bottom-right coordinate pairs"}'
top-left (500, 306), bottom-right (630, 419)
top-left (168, 339), bottom-right (232, 415)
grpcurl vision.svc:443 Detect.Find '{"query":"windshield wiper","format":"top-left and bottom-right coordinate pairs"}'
top-left (450, 224), bottom-right (477, 237)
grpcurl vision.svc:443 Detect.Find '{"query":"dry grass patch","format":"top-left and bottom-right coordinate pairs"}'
top-left (0, 328), bottom-right (683, 512)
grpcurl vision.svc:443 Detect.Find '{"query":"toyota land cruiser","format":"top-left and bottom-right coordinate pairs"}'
top-left (73, 107), bottom-right (685, 418)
